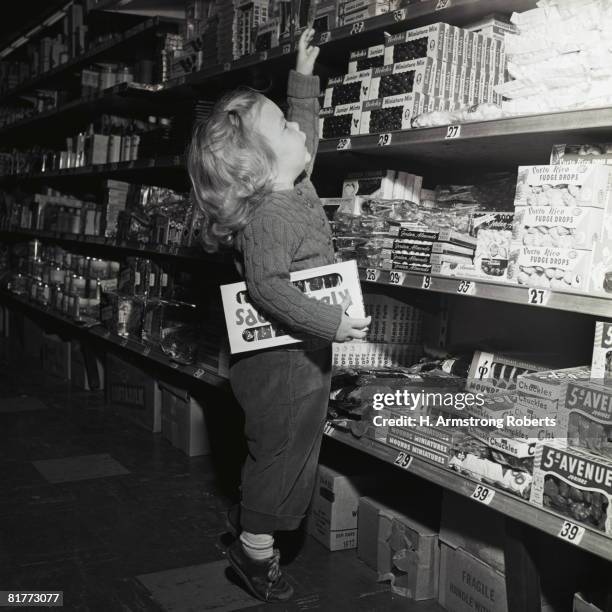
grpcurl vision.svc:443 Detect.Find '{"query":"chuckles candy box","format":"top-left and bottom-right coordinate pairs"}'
top-left (220, 260), bottom-right (365, 354)
top-left (530, 441), bottom-right (612, 535)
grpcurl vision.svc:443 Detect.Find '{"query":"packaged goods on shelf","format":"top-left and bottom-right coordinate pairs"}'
top-left (516, 366), bottom-right (591, 403)
top-left (348, 44), bottom-right (386, 73)
top-left (388, 225), bottom-right (476, 249)
top-left (564, 379), bottom-right (612, 458)
top-left (471, 225), bottom-right (513, 281)
top-left (323, 70), bottom-right (373, 107)
top-left (368, 58), bottom-right (436, 99)
top-left (342, 170), bottom-right (396, 199)
top-left (363, 292), bottom-right (423, 344)
top-left (332, 342), bottom-right (423, 369)
top-left (100, 291), bottom-right (145, 338)
top-left (551, 144), bottom-right (612, 166)
top-left (234, 0), bottom-right (270, 58)
top-left (359, 93), bottom-right (428, 134)
top-left (464, 13), bottom-right (518, 42)
top-left (591, 321), bottom-right (612, 380)
top-left (384, 24), bottom-right (450, 65)
top-left (255, 17), bottom-right (281, 51)
top-left (339, 2), bottom-right (395, 25)
top-left (319, 103), bottom-right (362, 138)
top-left (531, 441), bottom-right (612, 535)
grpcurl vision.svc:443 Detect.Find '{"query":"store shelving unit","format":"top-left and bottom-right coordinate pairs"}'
top-left (324, 423), bottom-right (612, 563)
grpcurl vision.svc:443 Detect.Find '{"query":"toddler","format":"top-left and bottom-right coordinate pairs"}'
top-left (188, 29), bottom-right (370, 602)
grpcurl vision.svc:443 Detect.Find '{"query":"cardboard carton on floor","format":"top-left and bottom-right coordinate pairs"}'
top-left (358, 496), bottom-right (438, 601)
top-left (42, 333), bottom-right (71, 380)
top-left (160, 382), bottom-right (211, 456)
top-left (106, 353), bottom-right (161, 432)
top-left (71, 341), bottom-right (105, 391)
top-left (306, 464), bottom-right (381, 551)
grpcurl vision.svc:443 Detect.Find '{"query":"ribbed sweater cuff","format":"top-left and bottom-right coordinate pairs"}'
top-left (310, 303), bottom-right (343, 342)
top-left (288, 70), bottom-right (320, 99)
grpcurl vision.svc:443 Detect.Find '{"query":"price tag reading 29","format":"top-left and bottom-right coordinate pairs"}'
top-left (394, 452), bottom-right (412, 469)
top-left (377, 133), bottom-right (392, 146)
top-left (389, 271), bottom-right (405, 285)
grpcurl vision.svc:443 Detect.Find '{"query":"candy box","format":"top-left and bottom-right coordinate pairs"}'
top-left (359, 93), bottom-right (428, 134)
top-left (340, 2), bottom-right (395, 24)
top-left (254, 18), bottom-right (280, 51)
top-left (319, 102), bottom-right (362, 139)
top-left (388, 225), bottom-right (476, 249)
top-left (530, 441), bottom-right (612, 535)
top-left (550, 143), bottom-right (612, 166)
top-left (517, 366), bottom-right (592, 402)
top-left (565, 379), bottom-right (612, 458)
top-left (323, 69), bottom-right (372, 107)
top-left (368, 58), bottom-right (436, 100)
top-left (513, 165), bottom-right (612, 209)
top-left (348, 44), bottom-right (386, 73)
top-left (472, 228), bottom-right (512, 280)
top-left (509, 245), bottom-right (593, 292)
top-left (591, 321), bottom-right (612, 380)
top-left (512, 206), bottom-right (604, 250)
top-left (342, 170), bottom-right (396, 199)
top-left (588, 216), bottom-right (612, 297)
top-left (385, 23), bottom-right (450, 65)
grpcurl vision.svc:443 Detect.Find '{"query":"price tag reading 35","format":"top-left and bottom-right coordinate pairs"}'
top-left (471, 484), bottom-right (495, 505)
top-left (558, 520), bottom-right (585, 545)
top-left (456, 280), bottom-right (475, 295)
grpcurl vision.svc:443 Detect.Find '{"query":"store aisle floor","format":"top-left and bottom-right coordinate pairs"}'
top-left (0, 353), bottom-right (443, 612)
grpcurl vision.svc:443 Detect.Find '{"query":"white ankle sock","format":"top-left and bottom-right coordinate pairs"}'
top-left (240, 531), bottom-right (274, 561)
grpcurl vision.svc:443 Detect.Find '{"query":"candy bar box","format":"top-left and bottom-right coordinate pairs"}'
top-left (323, 70), bottom-right (372, 108)
top-left (368, 59), bottom-right (436, 100)
top-left (384, 24), bottom-right (450, 65)
top-left (550, 143), bottom-right (612, 166)
top-left (591, 321), bottom-right (612, 379)
top-left (516, 366), bottom-right (592, 402)
top-left (513, 165), bottom-right (611, 209)
top-left (530, 441), bottom-right (612, 535)
top-left (471, 228), bottom-right (512, 281)
top-left (512, 206), bottom-right (604, 250)
top-left (221, 260), bottom-right (365, 354)
top-left (565, 380), bottom-right (612, 458)
top-left (348, 44), bottom-right (386, 73)
top-left (340, 2), bottom-right (395, 24)
top-left (342, 170), bottom-right (396, 199)
top-left (359, 93), bottom-right (428, 134)
top-left (319, 103), bottom-right (362, 139)
top-left (388, 225), bottom-right (477, 248)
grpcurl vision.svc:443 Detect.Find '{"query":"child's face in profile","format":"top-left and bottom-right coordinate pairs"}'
top-left (253, 98), bottom-right (310, 189)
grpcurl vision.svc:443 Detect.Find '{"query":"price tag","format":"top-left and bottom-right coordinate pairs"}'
top-left (457, 280), bottom-right (475, 295)
top-left (445, 124), bottom-right (461, 139)
top-left (142, 346), bottom-right (152, 356)
top-left (282, 44), bottom-right (291, 55)
top-left (601, 322), bottom-right (612, 348)
top-left (557, 520), bottom-right (585, 545)
top-left (389, 271), bottom-right (405, 285)
top-left (193, 368), bottom-right (205, 379)
top-left (337, 138), bottom-right (351, 150)
top-left (421, 275), bottom-right (432, 289)
top-left (365, 268), bottom-right (380, 283)
top-left (377, 132), bottom-right (392, 146)
top-left (170, 362), bottom-right (180, 369)
top-left (259, 51), bottom-right (268, 61)
top-left (319, 31), bottom-right (331, 44)
top-left (435, 0), bottom-right (451, 9)
top-left (471, 484), bottom-right (495, 505)
top-left (323, 421), bottom-right (335, 436)
top-left (527, 288), bottom-right (550, 306)
top-left (223, 62), bottom-right (231, 72)
top-left (393, 451), bottom-right (412, 469)
top-left (350, 21), bottom-right (365, 35)
top-left (393, 8), bottom-right (406, 21)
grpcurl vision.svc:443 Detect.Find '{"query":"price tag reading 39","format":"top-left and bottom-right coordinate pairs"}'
top-left (365, 268), bottom-right (380, 282)
top-left (337, 138), bottom-right (351, 151)
top-left (377, 133), bottom-right (392, 146)
top-left (445, 124), bottom-right (461, 139)
top-left (471, 484), bottom-right (495, 505)
top-left (558, 520), bottom-right (585, 545)
top-left (394, 452), bottom-right (412, 469)
top-left (527, 288), bottom-right (550, 306)
top-left (389, 271), bottom-right (405, 285)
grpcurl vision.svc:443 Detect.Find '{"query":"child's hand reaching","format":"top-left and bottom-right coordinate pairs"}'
top-left (296, 28), bottom-right (320, 76)
top-left (334, 294), bottom-right (371, 342)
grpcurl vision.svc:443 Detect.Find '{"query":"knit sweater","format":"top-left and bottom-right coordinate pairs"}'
top-left (234, 70), bottom-right (343, 346)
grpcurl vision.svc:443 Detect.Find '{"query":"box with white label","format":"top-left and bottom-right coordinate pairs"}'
top-left (513, 206), bottom-right (604, 250)
top-left (319, 103), bottom-right (362, 139)
top-left (369, 58), bottom-right (436, 100)
top-left (339, 2), bottom-right (395, 24)
top-left (513, 165), bottom-right (611, 209)
top-left (516, 366), bottom-right (592, 402)
top-left (348, 44), bottom-right (386, 73)
top-left (359, 93), bottom-right (428, 134)
top-left (471, 229), bottom-right (513, 281)
top-left (221, 261), bottom-right (365, 354)
top-left (509, 245), bottom-right (593, 292)
top-left (385, 24), bottom-right (449, 65)
top-left (530, 441), bottom-right (612, 535)
top-left (323, 70), bottom-right (372, 108)
top-left (591, 321), bottom-right (612, 380)
top-left (332, 341), bottom-right (422, 369)
top-left (342, 170), bottom-right (396, 199)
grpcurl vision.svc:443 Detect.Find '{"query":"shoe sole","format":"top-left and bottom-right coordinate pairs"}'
top-left (227, 547), bottom-right (293, 603)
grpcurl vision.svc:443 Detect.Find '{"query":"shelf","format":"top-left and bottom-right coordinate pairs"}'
top-left (324, 423), bottom-right (612, 563)
top-left (0, 290), bottom-right (228, 388)
top-left (318, 106), bottom-right (612, 170)
top-left (0, 156), bottom-right (187, 189)
top-left (0, 17), bottom-right (175, 106)
top-left (0, 228), bottom-right (233, 268)
top-left (358, 266), bottom-right (612, 318)
top-left (0, 82), bottom-right (167, 145)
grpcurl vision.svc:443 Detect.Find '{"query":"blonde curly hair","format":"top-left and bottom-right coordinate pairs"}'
top-left (188, 88), bottom-right (276, 252)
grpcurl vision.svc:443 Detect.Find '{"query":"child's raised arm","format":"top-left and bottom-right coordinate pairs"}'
top-left (287, 29), bottom-right (320, 177)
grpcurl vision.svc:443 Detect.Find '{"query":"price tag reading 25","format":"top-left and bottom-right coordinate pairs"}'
top-left (365, 268), bottom-right (380, 282)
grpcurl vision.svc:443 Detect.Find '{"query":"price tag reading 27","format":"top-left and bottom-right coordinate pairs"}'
top-left (527, 288), bottom-right (550, 306)
top-left (445, 124), bottom-right (461, 139)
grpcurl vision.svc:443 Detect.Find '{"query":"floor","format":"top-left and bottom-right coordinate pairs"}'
top-left (0, 341), bottom-right (443, 612)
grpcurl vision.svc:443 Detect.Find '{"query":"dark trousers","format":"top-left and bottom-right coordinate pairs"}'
top-left (229, 345), bottom-right (332, 534)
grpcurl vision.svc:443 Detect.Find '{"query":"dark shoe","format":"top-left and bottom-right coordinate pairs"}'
top-left (226, 504), bottom-right (240, 538)
top-left (227, 540), bottom-right (294, 602)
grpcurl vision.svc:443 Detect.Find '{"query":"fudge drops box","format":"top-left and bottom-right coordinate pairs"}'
top-left (220, 261), bottom-right (365, 354)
